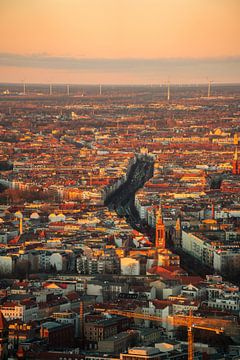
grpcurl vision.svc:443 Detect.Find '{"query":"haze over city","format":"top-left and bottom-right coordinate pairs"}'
top-left (0, 0), bottom-right (240, 84)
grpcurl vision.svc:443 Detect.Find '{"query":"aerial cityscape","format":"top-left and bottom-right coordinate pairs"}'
top-left (0, 1), bottom-right (240, 360)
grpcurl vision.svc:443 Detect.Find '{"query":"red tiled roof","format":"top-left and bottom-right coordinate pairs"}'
top-left (15, 281), bottom-right (29, 288)
top-left (66, 292), bottom-right (80, 301)
top-left (58, 283), bottom-right (67, 289)
top-left (8, 235), bottom-right (21, 244)
top-left (2, 301), bottom-right (19, 307)
top-left (152, 300), bottom-right (170, 309)
top-left (147, 266), bottom-right (176, 279)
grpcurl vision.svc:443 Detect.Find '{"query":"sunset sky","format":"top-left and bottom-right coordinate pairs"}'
top-left (0, 0), bottom-right (239, 84)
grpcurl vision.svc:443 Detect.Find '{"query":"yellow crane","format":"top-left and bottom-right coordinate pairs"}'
top-left (95, 307), bottom-right (237, 360)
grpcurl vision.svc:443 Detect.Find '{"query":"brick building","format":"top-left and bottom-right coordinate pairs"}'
top-left (40, 321), bottom-right (74, 348)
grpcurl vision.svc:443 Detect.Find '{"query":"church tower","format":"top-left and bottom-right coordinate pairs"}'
top-left (174, 216), bottom-right (182, 247)
top-left (232, 147), bottom-right (239, 175)
top-left (233, 133), bottom-right (238, 146)
top-left (155, 202), bottom-right (166, 249)
top-left (0, 312), bottom-right (8, 360)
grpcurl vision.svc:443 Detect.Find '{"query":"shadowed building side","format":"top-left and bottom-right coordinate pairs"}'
top-left (0, 312), bottom-right (8, 360)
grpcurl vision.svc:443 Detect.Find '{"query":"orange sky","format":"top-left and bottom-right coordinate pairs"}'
top-left (0, 0), bottom-right (240, 83)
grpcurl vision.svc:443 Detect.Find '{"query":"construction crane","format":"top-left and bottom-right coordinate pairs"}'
top-left (95, 307), bottom-right (237, 360)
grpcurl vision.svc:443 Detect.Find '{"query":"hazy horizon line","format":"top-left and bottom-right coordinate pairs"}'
top-left (1, 53), bottom-right (240, 70)
top-left (1, 53), bottom-right (239, 84)
top-left (1, 81), bottom-right (240, 86)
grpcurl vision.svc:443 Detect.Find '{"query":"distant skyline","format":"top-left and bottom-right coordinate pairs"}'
top-left (0, 0), bottom-right (240, 84)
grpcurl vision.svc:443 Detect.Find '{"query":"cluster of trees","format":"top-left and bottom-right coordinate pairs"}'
top-left (175, 326), bottom-right (232, 351)
top-left (222, 261), bottom-right (240, 286)
top-left (210, 175), bottom-right (223, 189)
top-left (0, 183), bottom-right (8, 193)
top-left (0, 188), bottom-right (55, 204)
top-left (0, 161), bottom-right (13, 171)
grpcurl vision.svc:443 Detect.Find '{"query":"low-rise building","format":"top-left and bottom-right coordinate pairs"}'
top-left (40, 321), bottom-right (74, 348)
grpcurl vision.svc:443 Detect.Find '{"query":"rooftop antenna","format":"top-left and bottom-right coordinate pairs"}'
top-left (67, 84), bottom-right (70, 96)
top-left (49, 83), bottom-right (52, 96)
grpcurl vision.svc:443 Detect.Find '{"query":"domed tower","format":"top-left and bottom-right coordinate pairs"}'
top-left (0, 312), bottom-right (8, 360)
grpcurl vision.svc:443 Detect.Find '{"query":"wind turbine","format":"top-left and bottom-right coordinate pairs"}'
top-left (207, 79), bottom-right (213, 98)
top-left (21, 80), bottom-right (26, 95)
top-left (167, 80), bottom-right (170, 101)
